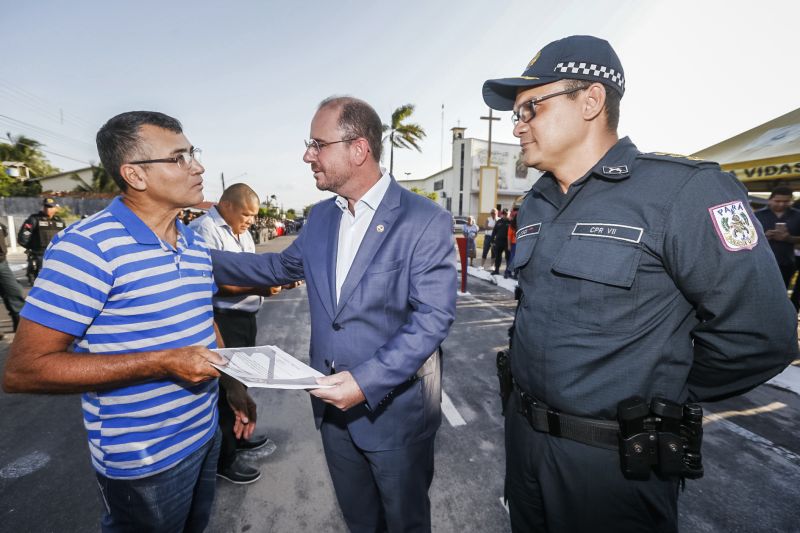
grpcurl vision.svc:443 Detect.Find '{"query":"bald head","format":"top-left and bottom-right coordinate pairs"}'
top-left (217, 183), bottom-right (260, 235)
top-left (220, 183), bottom-right (259, 206)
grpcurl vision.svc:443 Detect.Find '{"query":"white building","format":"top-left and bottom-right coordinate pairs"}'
top-left (31, 167), bottom-right (94, 192)
top-left (398, 127), bottom-right (542, 223)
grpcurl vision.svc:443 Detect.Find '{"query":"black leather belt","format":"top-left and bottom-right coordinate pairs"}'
top-left (213, 307), bottom-right (258, 317)
top-left (516, 386), bottom-right (619, 451)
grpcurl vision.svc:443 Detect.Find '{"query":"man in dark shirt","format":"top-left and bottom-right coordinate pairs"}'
top-left (754, 187), bottom-right (800, 288)
top-left (491, 208), bottom-right (510, 275)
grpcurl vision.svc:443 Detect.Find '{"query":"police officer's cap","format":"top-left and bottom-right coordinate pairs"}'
top-left (43, 198), bottom-right (59, 207)
top-left (483, 35), bottom-right (625, 111)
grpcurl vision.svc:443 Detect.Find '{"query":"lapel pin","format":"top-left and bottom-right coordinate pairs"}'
top-left (376, 224), bottom-right (385, 233)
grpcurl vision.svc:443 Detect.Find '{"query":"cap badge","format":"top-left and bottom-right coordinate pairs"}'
top-left (527, 51), bottom-right (541, 69)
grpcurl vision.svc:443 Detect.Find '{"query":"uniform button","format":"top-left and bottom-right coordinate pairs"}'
top-left (332, 323), bottom-right (342, 331)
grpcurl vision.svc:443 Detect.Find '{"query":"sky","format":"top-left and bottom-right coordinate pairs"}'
top-left (2, 0), bottom-right (798, 211)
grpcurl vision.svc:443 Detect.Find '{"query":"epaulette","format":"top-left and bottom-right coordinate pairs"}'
top-left (637, 152), bottom-right (719, 169)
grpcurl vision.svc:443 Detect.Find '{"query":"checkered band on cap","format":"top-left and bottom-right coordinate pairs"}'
top-left (554, 61), bottom-right (625, 92)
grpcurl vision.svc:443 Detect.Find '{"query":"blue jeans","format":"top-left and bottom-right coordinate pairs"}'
top-left (95, 429), bottom-right (221, 533)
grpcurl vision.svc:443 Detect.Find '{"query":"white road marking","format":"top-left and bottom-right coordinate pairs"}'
top-left (713, 417), bottom-right (800, 467)
top-left (441, 391), bottom-right (466, 427)
top-left (499, 496), bottom-right (509, 514)
top-left (767, 363), bottom-right (800, 396)
top-left (0, 451), bottom-right (51, 479)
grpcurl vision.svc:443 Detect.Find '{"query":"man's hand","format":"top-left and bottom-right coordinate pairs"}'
top-left (767, 226), bottom-right (791, 241)
top-left (224, 379), bottom-right (257, 440)
top-left (310, 370), bottom-right (366, 411)
top-left (163, 346), bottom-right (224, 384)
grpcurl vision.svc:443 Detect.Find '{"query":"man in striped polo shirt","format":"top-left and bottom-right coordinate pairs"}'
top-left (2, 111), bottom-right (257, 532)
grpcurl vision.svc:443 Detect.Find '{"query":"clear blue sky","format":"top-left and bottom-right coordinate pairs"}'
top-left (2, 0), bottom-right (798, 210)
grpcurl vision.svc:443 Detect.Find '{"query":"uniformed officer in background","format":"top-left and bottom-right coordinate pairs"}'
top-left (483, 35), bottom-right (798, 532)
top-left (17, 198), bottom-right (66, 279)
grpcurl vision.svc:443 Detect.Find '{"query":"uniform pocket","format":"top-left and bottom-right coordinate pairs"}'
top-left (551, 237), bottom-right (642, 332)
top-left (510, 234), bottom-right (538, 270)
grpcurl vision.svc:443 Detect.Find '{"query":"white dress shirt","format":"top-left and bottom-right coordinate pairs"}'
top-left (334, 170), bottom-right (392, 303)
top-left (190, 206), bottom-right (262, 312)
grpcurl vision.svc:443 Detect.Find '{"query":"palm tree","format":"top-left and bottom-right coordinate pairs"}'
top-left (382, 104), bottom-right (426, 175)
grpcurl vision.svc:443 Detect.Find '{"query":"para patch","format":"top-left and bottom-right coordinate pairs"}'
top-left (708, 201), bottom-right (758, 251)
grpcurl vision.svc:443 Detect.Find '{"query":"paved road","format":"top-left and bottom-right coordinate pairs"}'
top-left (1, 235), bottom-right (799, 532)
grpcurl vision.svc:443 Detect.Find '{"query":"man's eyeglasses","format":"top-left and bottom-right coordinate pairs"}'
top-left (303, 138), bottom-right (357, 156)
top-left (511, 85), bottom-right (590, 125)
top-left (128, 147), bottom-right (202, 170)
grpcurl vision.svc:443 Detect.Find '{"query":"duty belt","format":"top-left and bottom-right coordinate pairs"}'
top-left (516, 386), bottom-right (619, 451)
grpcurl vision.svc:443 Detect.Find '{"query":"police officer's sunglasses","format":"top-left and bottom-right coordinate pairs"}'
top-left (128, 147), bottom-right (202, 170)
top-left (511, 84), bottom-right (590, 125)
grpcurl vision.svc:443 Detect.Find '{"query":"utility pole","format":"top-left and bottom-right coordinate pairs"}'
top-left (220, 172), bottom-right (226, 191)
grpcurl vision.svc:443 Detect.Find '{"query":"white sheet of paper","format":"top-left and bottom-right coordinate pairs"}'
top-left (212, 345), bottom-right (332, 389)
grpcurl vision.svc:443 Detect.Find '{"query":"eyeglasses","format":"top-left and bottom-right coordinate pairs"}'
top-left (511, 85), bottom-right (590, 125)
top-left (128, 147), bottom-right (202, 170)
top-left (303, 138), bottom-right (357, 156)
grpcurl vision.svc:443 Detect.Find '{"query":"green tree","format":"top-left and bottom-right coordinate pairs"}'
top-left (0, 134), bottom-right (59, 178)
top-left (285, 208), bottom-right (296, 220)
top-left (0, 134), bottom-right (57, 197)
top-left (410, 187), bottom-right (437, 202)
top-left (382, 104), bottom-right (426, 175)
top-left (71, 165), bottom-right (119, 194)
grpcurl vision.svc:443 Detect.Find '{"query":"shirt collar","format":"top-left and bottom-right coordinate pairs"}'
top-left (208, 205), bottom-right (230, 229)
top-left (334, 168), bottom-right (392, 213)
top-left (110, 196), bottom-right (194, 246)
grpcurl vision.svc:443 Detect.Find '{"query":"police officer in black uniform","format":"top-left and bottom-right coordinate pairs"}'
top-left (18, 198), bottom-right (66, 279)
top-left (482, 35), bottom-right (798, 532)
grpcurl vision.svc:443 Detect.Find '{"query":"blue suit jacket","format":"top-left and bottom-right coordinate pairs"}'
top-left (210, 178), bottom-right (456, 451)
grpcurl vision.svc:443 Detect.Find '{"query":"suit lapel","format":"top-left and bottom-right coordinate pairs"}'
top-left (334, 179), bottom-right (402, 317)
top-left (308, 200), bottom-right (339, 320)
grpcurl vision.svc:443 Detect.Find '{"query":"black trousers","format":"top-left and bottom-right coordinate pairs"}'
top-left (505, 393), bottom-right (679, 533)
top-left (0, 259), bottom-right (24, 329)
top-left (213, 308), bottom-right (258, 469)
top-left (494, 241), bottom-right (510, 273)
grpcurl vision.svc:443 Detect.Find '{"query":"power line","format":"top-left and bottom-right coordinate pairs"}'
top-left (0, 79), bottom-right (95, 129)
top-left (0, 137), bottom-right (95, 167)
top-left (0, 114), bottom-right (95, 149)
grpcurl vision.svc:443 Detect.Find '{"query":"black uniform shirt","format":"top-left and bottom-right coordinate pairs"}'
top-left (510, 137), bottom-right (797, 419)
top-left (753, 207), bottom-right (800, 266)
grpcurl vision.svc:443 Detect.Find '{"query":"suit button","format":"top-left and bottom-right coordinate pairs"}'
top-left (332, 323), bottom-right (342, 331)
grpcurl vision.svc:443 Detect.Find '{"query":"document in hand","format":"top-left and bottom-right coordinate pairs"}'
top-left (212, 345), bottom-right (332, 389)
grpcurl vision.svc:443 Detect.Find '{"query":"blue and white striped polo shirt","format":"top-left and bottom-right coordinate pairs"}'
top-left (21, 197), bottom-right (219, 480)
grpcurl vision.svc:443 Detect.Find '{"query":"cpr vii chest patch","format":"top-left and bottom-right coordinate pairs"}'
top-left (708, 201), bottom-right (758, 251)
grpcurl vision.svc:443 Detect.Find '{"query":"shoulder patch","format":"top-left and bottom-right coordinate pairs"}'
top-left (708, 201), bottom-right (758, 252)
top-left (638, 152), bottom-right (719, 169)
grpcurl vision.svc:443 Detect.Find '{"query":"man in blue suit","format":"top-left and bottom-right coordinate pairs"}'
top-left (210, 96), bottom-right (456, 532)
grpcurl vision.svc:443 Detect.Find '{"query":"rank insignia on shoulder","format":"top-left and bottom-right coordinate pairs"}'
top-left (708, 201), bottom-right (758, 252)
top-left (651, 152), bottom-right (704, 161)
top-left (602, 165), bottom-right (629, 175)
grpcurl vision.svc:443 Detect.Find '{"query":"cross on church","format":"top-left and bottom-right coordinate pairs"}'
top-left (480, 108), bottom-right (501, 167)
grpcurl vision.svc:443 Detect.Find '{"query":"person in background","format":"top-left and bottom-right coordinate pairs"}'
top-left (190, 183), bottom-right (275, 485)
top-left (17, 198), bottom-right (66, 279)
top-left (462, 215), bottom-right (479, 267)
top-left (505, 206), bottom-right (518, 279)
top-left (480, 208), bottom-right (498, 269)
top-left (0, 222), bottom-right (25, 333)
top-left (491, 208), bottom-right (510, 275)
top-left (754, 187), bottom-right (800, 297)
